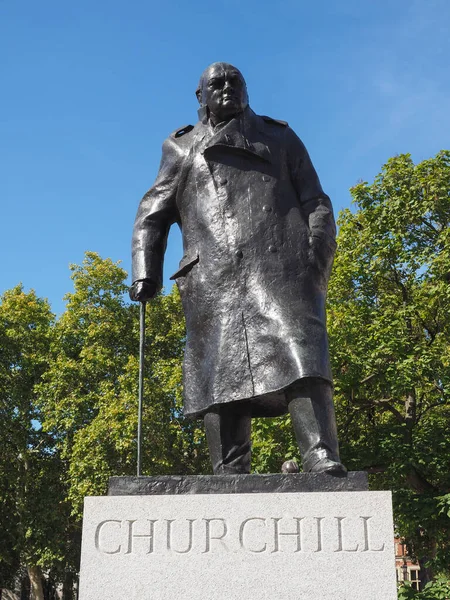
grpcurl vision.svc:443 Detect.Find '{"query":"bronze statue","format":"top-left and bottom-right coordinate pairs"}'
top-left (130, 62), bottom-right (346, 476)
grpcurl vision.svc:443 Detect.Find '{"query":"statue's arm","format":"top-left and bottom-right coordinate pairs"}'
top-left (286, 128), bottom-right (337, 274)
top-left (131, 137), bottom-right (181, 301)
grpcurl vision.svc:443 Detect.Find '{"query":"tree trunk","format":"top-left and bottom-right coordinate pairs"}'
top-left (62, 572), bottom-right (74, 600)
top-left (2, 591), bottom-right (21, 600)
top-left (418, 536), bottom-right (437, 590)
top-left (404, 390), bottom-right (416, 445)
top-left (27, 566), bottom-right (44, 600)
top-left (418, 556), bottom-right (433, 589)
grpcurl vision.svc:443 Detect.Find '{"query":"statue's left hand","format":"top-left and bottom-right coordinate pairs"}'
top-left (308, 234), bottom-right (336, 275)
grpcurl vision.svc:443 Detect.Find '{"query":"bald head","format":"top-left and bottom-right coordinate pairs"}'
top-left (196, 62), bottom-right (249, 125)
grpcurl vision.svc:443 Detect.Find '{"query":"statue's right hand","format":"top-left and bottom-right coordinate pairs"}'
top-left (129, 279), bottom-right (158, 302)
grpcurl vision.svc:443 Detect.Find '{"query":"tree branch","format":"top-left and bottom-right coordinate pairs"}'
top-left (360, 373), bottom-right (378, 384)
top-left (352, 396), bottom-right (404, 423)
top-left (419, 216), bottom-right (438, 235)
top-left (406, 464), bottom-right (438, 494)
top-left (419, 401), bottom-right (448, 419)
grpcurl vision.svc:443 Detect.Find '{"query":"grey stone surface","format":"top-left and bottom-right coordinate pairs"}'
top-left (108, 471), bottom-right (368, 496)
top-left (79, 490), bottom-right (397, 600)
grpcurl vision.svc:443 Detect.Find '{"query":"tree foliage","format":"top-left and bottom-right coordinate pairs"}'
top-left (327, 151), bottom-right (450, 579)
top-left (398, 578), bottom-right (450, 600)
top-left (1, 254), bottom-right (208, 595)
top-left (38, 252), bottom-right (208, 519)
top-left (0, 285), bottom-right (68, 599)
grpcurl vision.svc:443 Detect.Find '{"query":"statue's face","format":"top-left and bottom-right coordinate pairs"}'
top-left (201, 63), bottom-right (248, 122)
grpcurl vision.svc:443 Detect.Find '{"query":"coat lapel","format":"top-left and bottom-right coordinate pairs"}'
top-left (202, 110), bottom-right (271, 163)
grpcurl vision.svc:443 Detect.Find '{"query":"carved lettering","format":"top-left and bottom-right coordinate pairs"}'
top-left (335, 517), bottom-right (358, 552)
top-left (271, 518), bottom-right (303, 553)
top-left (361, 516), bottom-right (385, 552)
top-left (203, 518), bottom-right (228, 553)
top-left (314, 517), bottom-right (324, 552)
top-left (92, 514), bottom-right (387, 556)
top-left (125, 519), bottom-right (157, 554)
top-left (166, 519), bottom-right (196, 554)
top-left (94, 520), bottom-right (122, 554)
top-left (239, 518), bottom-right (267, 553)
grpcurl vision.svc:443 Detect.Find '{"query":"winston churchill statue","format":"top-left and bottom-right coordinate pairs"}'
top-left (130, 63), bottom-right (346, 477)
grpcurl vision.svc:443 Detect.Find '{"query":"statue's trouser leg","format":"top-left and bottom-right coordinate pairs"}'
top-left (286, 377), bottom-right (342, 472)
top-left (204, 402), bottom-right (252, 474)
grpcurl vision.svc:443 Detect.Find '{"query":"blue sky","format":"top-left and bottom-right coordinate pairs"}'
top-left (1, 0), bottom-right (449, 315)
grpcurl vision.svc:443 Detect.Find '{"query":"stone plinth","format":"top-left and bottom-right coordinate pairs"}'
top-left (79, 474), bottom-right (397, 600)
top-left (108, 471), bottom-right (368, 495)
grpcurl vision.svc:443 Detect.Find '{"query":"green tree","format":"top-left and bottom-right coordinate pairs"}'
top-left (251, 414), bottom-right (298, 473)
top-left (0, 285), bottom-right (68, 600)
top-left (1, 253), bottom-right (208, 598)
top-left (327, 151), bottom-right (450, 583)
top-left (39, 252), bottom-right (208, 523)
top-left (398, 578), bottom-right (450, 599)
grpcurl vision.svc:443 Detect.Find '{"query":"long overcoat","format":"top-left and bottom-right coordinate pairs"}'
top-left (132, 107), bottom-right (337, 418)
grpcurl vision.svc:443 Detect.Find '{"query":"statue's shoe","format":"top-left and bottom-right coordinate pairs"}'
top-left (309, 458), bottom-right (347, 475)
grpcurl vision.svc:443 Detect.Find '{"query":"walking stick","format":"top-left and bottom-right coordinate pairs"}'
top-left (137, 301), bottom-right (146, 477)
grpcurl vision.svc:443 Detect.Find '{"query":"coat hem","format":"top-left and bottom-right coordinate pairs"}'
top-left (184, 374), bottom-right (333, 419)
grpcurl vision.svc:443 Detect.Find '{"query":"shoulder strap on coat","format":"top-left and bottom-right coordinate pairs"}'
top-left (261, 115), bottom-right (288, 127)
top-left (172, 124), bottom-right (195, 138)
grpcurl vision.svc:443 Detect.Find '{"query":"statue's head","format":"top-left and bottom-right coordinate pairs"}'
top-left (196, 62), bottom-right (249, 123)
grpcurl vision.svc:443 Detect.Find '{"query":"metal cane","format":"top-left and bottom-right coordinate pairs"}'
top-left (137, 301), bottom-right (146, 477)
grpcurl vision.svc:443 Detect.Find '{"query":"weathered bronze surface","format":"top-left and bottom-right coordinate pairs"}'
top-left (130, 63), bottom-right (346, 476)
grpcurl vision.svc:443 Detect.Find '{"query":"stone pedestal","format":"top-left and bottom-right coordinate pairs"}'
top-left (108, 471), bottom-right (368, 495)
top-left (79, 474), bottom-right (397, 599)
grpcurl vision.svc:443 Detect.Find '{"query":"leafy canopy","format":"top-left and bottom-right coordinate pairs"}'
top-left (327, 151), bottom-right (450, 577)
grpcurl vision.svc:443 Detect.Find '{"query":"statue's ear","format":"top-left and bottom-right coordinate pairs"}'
top-left (197, 105), bottom-right (208, 123)
top-left (196, 85), bottom-right (208, 122)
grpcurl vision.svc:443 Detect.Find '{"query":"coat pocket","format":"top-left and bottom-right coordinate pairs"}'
top-left (169, 252), bottom-right (199, 280)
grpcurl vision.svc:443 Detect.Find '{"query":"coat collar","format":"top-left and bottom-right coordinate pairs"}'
top-left (198, 107), bottom-right (272, 163)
